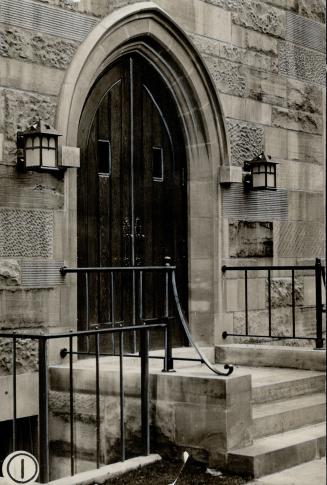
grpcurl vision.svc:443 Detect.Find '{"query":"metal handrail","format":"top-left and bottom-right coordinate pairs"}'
top-left (60, 264), bottom-right (233, 377)
top-left (222, 258), bottom-right (325, 349)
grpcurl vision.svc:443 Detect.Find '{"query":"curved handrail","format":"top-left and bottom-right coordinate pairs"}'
top-left (171, 270), bottom-right (233, 377)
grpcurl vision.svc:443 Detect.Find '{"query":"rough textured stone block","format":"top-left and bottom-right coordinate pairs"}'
top-left (272, 107), bottom-right (323, 135)
top-left (286, 78), bottom-right (323, 115)
top-left (274, 221), bottom-right (325, 258)
top-left (279, 42), bottom-right (325, 86)
top-left (0, 209), bottom-right (53, 258)
top-left (0, 259), bottom-right (21, 286)
top-left (0, 337), bottom-right (38, 375)
top-left (297, 0), bottom-right (325, 23)
top-left (204, 56), bottom-right (247, 97)
top-left (269, 277), bottom-right (304, 308)
top-left (226, 119), bottom-right (264, 166)
top-left (229, 221), bottom-right (273, 258)
top-left (232, 0), bottom-right (286, 38)
top-left (0, 26), bottom-right (79, 69)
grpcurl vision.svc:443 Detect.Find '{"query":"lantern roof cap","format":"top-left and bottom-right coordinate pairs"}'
top-left (22, 120), bottom-right (61, 137)
top-left (245, 151), bottom-right (278, 165)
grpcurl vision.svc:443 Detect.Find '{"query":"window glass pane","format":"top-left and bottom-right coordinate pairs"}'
top-left (98, 139), bottom-right (111, 176)
top-left (152, 146), bottom-right (163, 182)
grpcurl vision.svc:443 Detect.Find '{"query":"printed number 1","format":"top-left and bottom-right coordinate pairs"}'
top-left (21, 459), bottom-right (24, 479)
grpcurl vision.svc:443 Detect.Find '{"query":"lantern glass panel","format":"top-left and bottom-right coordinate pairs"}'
top-left (42, 136), bottom-right (56, 167)
top-left (25, 136), bottom-right (41, 167)
top-left (267, 173), bottom-right (275, 187)
top-left (252, 172), bottom-right (266, 188)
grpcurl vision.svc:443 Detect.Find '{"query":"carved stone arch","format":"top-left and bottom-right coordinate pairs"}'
top-left (57, 1), bottom-right (230, 344)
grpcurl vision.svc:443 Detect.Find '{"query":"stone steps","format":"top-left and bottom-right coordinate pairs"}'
top-left (228, 422), bottom-right (326, 478)
top-left (252, 371), bottom-right (325, 404)
top-left (253, 392), bottom-right (326, 439)
top-left (215, 344), bottom-right (326, 371)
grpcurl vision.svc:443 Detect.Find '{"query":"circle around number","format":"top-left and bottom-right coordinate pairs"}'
top-left (2, 451), bottom-right (39, 485)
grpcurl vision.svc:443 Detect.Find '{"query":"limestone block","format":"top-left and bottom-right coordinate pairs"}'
top-left (0, 287), bottom-right (61, 327)
top-left (218, 166), bottom-right (243, 184)
top-left (224, 278), bottom-right (266, 312)
top-left (154, 400), bottom-right (176, 443)
top-left (0, 373), bottom-right (38, 421)
top-left (303, 276), bottom-right (316, 306)
top-left (156, 373), bottom-right (226, 405)
top-left (201, 0), bottom-right (240, 10)
top-left (0, 58), bottom-right (65, 97)
top-left (222, 44), bottom-right (278, 73)
top-left (204, 56), bottom-right (247, 97)
top-left (274, 221), bottom-right (325, 258)
top-left (189, 180), bottom-right (213, 218)
top-left (272, 107), bottom-right (323, 135)
top-left (190, 218), bottom-right (213, 259)
top-left (0, 259), bottom-right (21, 286)
top-left (0, 337), bottom-right (38, 375)
top-left (0, 133), bottom-right (3, 161)
top-left (279, 42), bottom-right (325, 86)
top-left (0, 26), bottom-right (79, 69)
top-left (247, 70), bottom-right (287, 107)
top-left (268, 277), bottom-right (304, 308)
top-left (226, 119), bottom-right (264, 166)
top-left (278, 160), bottom-right (324, 192)
top-left (246, 29), bottom-right (278, 56)
top-left (229, 221), bottom-right (273, 258)
top-left (0, 165), bottom-right (64, 210)
top-left (232, 0), bottom-right (286, 38)
top-left (288, 191), bottom-right (324, 222)
top-left (0, 209), bottom-right (53, 258)
top-left (59, 145), bottom-right (80, 168)
top-left (264, 127), bottom-right (323, 165)
top-left (175, 402), bottom-right (226, 450)
top-left (220, 94), bottom-right (272, 125)
top-left (287, 78), bottom-right (323, 115)
top-left (297, 0), bottom-right (326, 23)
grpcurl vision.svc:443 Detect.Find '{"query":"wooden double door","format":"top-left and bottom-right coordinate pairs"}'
top-left (77, 54), bottom-right (188, 349)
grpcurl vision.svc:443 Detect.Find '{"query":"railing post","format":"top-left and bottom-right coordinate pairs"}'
top-left (163, 257), bottom-right (174, 372)
top-left (315, 258), bottom-right (323, 349)
top-left (140, 327), bottom-right (150, 456)
top-left (38, 338), bottom-right (49, 483)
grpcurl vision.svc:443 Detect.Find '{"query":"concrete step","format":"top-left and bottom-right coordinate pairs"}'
top-left (227, 422), bottom-right (326, 479)
top-left (252, 370), bottom-right (325, 404)
top-left (253, 393), bottom-right (326, 439)
top-left (215, 344), bottom-right (325, 371)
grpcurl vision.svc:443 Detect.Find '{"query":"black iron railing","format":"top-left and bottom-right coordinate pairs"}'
top-left (60, 263), bottom-right (233, 377)
top-left (222, 258), bottom-right (325, 349)
top-left (1, 264), bottom-right (233, 483)
top-left (0, 324), bottom-right (164, 483)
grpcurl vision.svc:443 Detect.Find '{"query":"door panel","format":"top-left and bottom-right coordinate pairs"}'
top-left (78, 54), bottom-right (187, 350)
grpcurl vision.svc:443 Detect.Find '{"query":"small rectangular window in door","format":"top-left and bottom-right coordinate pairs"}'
top-left (152, 146), bottom-right (164, 182)
top-left (98, 139), bottom-right (112, 176)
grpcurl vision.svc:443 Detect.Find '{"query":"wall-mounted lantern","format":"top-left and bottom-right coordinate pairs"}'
top-left (243, 152), bottom-right (278, 192)
top-left (17, 120), bottom-right (62, 172)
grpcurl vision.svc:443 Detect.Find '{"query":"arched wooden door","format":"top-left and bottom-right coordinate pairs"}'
top-left (77, 54), bottom-right (188, 350)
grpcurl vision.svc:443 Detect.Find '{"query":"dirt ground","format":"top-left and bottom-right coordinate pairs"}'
top-left (106, 459), bottom-right (250, 484)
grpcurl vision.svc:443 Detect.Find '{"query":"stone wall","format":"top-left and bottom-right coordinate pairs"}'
top-left (0, 0), bottom-right (325, 368)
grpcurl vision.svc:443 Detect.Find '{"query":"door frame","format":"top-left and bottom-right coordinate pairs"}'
top-left (56, 2), bottom-right (230, 345)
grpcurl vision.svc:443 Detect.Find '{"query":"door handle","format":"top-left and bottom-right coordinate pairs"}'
top-left (135, 217), bottom-right (144, 265)
top-left (122, 216), bottom-right (132, 266)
